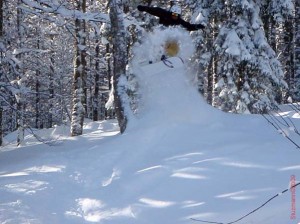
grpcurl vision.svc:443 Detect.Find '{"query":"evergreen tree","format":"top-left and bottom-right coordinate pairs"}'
top-left (260, 0), bottom-right (295, 101)
top-left (213, 0), bottom-right (287, 113)
top-left (188, 0), bottom-right (224, 106)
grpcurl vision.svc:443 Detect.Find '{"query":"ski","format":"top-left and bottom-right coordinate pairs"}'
top-left (139, 56), bottom-right (184, 76)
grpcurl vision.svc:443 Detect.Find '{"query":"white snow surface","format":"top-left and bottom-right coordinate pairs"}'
top-left (1, 29), bottom-right (300, 224)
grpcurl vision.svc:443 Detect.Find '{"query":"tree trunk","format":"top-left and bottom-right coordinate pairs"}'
top-left (0, 0), bottom-right (3, 146)
top-left (71, 0), bottom-right (87, 136)
top-left (16, 0), bottom-right (24, 146)
top-left (35, 69), bottom-right (41, 128)
top-left (0, 107), bottom-right (2, 146)
top-left (106, 43), bottom-right (112, 90)
top-left (93, 39), bottom-right (100, 121)
top-left (207, 16), bottom-right (218, 106)
top-left (261, 3), bottom-right (276, 51)
top-left (49, 49), bottom-right (55, 128)
top-left (109, 0), bottom-right (128, 133)
top-left (35, 38), bottom-right (42, 129)
top-left (0, 0), bottom-right (3, 38)
top-left (282, 17), bottom-right (294, 102)
top-left (294, 0), bottom-right (300, 100)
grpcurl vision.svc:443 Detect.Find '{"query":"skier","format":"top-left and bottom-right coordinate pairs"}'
top-left (137, 2), bottom-right (205, 31)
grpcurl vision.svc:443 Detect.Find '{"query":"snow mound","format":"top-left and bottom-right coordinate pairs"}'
top-left (135, 59), bottom-right (217, 128)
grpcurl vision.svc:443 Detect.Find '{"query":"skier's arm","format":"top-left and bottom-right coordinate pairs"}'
top-left (179, 19), bottom-right (205, 31)
top-left (137, 5), bottom-right (167, 18)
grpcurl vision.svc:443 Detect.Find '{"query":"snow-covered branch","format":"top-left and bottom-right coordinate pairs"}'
top-left (20, 0), bottom-right (109, 23)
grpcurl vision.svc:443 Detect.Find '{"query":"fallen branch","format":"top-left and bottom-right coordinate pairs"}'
top-left (191, 182), bottom-right (300, 224)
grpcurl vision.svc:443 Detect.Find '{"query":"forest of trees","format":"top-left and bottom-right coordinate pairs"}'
top-left (0, 0), bottom-right (299, 145)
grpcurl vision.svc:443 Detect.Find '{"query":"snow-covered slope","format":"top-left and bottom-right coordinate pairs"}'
top-left (1, 29), bottom-right (300, 224)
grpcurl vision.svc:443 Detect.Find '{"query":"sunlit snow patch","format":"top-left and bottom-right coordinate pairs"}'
top-left (66, 198), bottom-right (134, 222)
top-left (139, 198), bottom-right (175, 208)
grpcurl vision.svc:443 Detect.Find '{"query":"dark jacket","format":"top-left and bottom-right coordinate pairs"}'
top-left (137, 5), bottom-right (205, 31)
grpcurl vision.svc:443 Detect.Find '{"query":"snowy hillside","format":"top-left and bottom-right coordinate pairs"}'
top-left (1, 28), bottom-right (300, 224)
